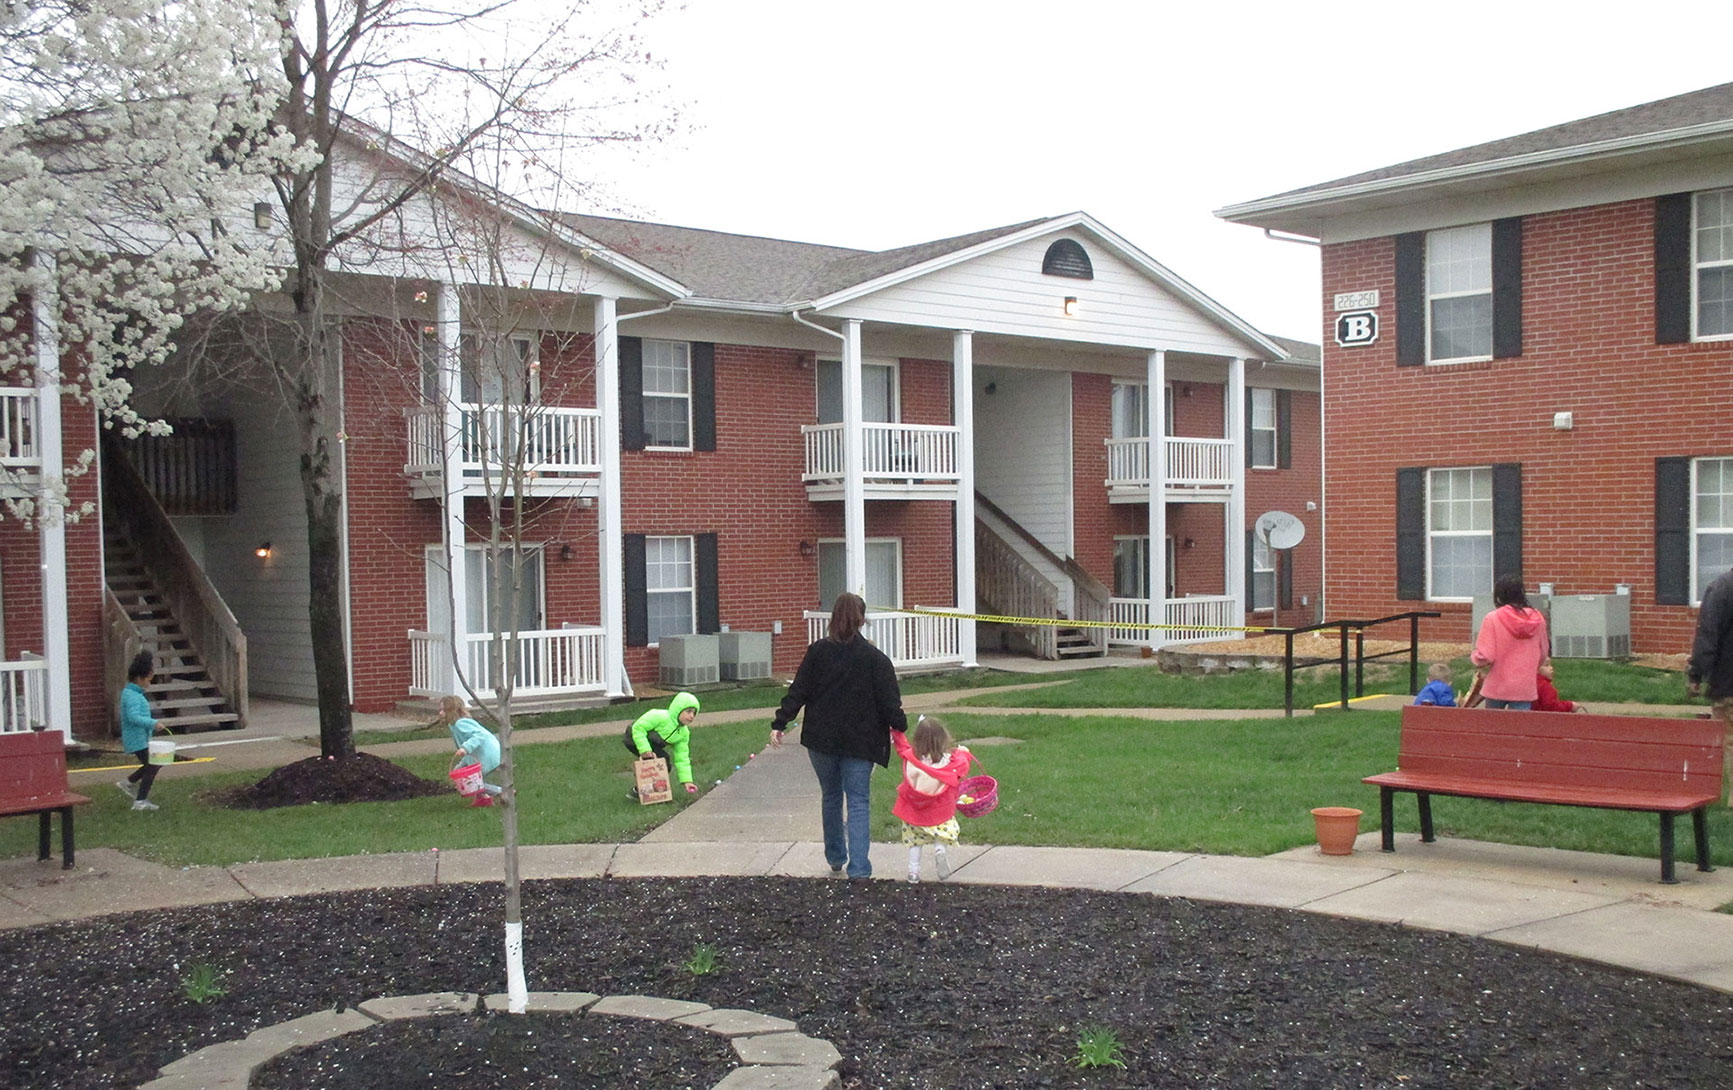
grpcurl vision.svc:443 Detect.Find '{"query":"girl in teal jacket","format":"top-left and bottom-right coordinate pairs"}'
top-left (623, 691), bottom-right (700, 796)
top-left (440, 696), bottom-right (503, 806)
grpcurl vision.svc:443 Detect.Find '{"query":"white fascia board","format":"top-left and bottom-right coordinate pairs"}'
top-left (803, 211), bottom-right (1285, 361)
top-left (1215, 121), bottom-right (1733, 230)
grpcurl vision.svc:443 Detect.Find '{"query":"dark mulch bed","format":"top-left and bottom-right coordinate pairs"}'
top-left (210, 753), bottom-right (448, 809)
top-left (4, 876), bottom-right (1733, 1089)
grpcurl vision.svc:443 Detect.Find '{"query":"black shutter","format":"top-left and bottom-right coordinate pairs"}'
top-left (1395, 233), bottom-right (1426, 366)
top-left (1245, 529), bottom-right (1256, 610)
top-left (619, 336), bottom-right (645, 451)
top-left (1276, 389), bottom-right (1292, 469)
top-left (1244, 395), bottom-right (1254, 467)
top-left (696, 532), bottom-right (720, 633)
top-left (691, 342), bottom-right (716, 452)
top-left (1491, 462), bottom-right (1523, 585)
top-left (1279, 546), bottom-right (1293, 611)
top-left (1492, 217), bottom-right (1523, 359)
top-left (624, 534), bottom-right (648, 646)
top-left (1655, 194), bottom-right (1693, 345)
top-left (1396, 467), bottom-right (1426, 599)
top-left (1656, 456), bottom-right (1692, 604)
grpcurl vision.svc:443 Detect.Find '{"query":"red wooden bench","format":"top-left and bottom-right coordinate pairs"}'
top-left (0, 730), bottom-right (92, 869)
top-left (1364, 704), bottom-right (1724, 884)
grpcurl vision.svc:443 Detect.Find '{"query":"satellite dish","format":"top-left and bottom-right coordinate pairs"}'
top-left (1255, 510), bottom-right (1305, 551)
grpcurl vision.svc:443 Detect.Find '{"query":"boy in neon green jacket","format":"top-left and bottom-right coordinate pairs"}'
top-left (623, 691), bottom-right (700, 796)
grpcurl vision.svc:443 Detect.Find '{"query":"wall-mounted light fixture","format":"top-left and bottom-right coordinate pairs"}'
top-left (1182, 537), bottom-right (1196, 549)
top-left (255, 542), bottom-right (272, 559)
top-left (1062, 296), bottom-right (1078, 317)
top-left (799, 541), bottom-right (815, 558)
top-left (559, 543), bottom-right (574, 562)
top-left (1552, 411), bottom-right (1574, 431)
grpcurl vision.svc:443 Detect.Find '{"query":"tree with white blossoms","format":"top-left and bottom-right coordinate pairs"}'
top-left (0, 0), bottom-right (297, 522)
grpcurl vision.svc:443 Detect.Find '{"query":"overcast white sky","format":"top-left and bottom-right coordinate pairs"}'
top-left (553, 0), bottom-right (1733, 342)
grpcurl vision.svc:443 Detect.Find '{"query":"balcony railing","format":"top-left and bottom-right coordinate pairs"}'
top-left (802, 422), bottom-right (960, 483)
top-left (408, 626), bottom-right (607, 699)
top-left (406, 404), bottom-right (601, 481)
top-left (803, 608), bottom-right (962, 670)
top-left (1107, 595), bottom-right (1239, 646)
top-left (0, 387), bottom-right (39, 474)
top-left (1103, 436), bottom-right (1235, 491)
top-left (0, 655), bottom-right (48, 735)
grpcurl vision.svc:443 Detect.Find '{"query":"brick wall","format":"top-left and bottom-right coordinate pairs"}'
top-left (1319, 197), bottom-right (1733, 652)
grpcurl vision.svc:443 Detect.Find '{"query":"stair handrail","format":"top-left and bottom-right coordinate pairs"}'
top-left (974, 518), bottom-right (1058, 659)
top-left (101, 588), bottom-right (143, 737)
top-left (102, 435), bottom-right (248, 727)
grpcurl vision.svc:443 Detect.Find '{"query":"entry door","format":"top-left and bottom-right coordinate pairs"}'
top-left (817, 360), bottom-right (895, 424)
top-left (817, 540), bottom-right (901, 612)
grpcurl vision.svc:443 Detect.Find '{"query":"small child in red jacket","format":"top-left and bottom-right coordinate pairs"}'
top-left (892, 715), bottom-right (974, 884)
top-left (1533, 660), bottom-right (1586, 713)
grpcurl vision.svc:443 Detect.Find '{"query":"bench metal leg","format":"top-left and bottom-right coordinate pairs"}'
top-left (1659, 812), bottom-right (1678, 884)
top-left (1693, 807), bottom-right (1714, 873)
top-left (1380, 787), bottom-right (1395, 852)
top-left (37, 812), bottom-right (50, 863)
top-left (1417, 793), bottom-right (1435, 843)
top-left (60, 806), bottom-right (74, 870)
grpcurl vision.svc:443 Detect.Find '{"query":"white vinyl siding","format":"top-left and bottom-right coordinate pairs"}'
top-left (1249, 387), bottom-right (1276, 468)
top-left (1694, 457), bottom-right (1733, 601)
top-left (1696, 188), bottom-right (1733, 340)
top-left (1426, 224), bottom-right (1493, 363)
top-left (642, 339), bottom-right (691, 449)
top-left (975, 367), bottom-right (1072, 563)
top-left (1427, 467), bottom-right (1492, 600)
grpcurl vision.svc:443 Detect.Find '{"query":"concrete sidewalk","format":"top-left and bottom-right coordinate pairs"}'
top-left (16, 688), bottom-right (1733, 997)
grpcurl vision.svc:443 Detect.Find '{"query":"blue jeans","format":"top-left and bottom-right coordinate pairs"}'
top-left (1483, 698), bottom-right (1532, 710)
top-left (808, 749), bottom-right (875, 878)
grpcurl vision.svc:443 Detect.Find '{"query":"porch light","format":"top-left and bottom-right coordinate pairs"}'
top-left (559, 544), bottom-right (574, 562)
top-left (255, 542), bottom-right (272, 559)
top-left (799, 541), bottom-right (815, 558)
top-left (1062, 296), bottom-right (1078, 317)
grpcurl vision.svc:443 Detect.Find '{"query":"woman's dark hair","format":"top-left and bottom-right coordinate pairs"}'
top-left (1492, 575), bottom-right (1530, 611)
top-left (827, 592), bottom-right (866, 642)
top-left (127, 651), bottom-right (155, 682)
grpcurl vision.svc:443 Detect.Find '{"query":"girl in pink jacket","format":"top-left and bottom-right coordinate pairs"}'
top-left (1470, 576), bottom-right (1551, 709)
top-left (892, 715), bottom-right (973, 883)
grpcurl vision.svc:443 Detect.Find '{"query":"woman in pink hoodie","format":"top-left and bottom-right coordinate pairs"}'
top-left (1470, 576), bottom-right (1550, 709)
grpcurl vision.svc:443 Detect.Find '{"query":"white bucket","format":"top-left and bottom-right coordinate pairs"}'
top-left (147, 738), bottom-right (176, 766)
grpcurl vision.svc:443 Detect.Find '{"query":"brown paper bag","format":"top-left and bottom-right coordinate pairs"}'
top-left (634, 755), bottom-right (673, 805)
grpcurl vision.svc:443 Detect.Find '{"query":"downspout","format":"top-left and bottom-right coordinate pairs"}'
top-left (1263, 228), bottom-right (1321, 247)
top-left (791, 307), bottom-right (846, 345)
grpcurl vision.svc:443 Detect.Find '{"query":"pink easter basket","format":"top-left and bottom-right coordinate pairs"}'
top-left (955, 775), bottom-right (999, 818)
top-left (448, 761), bottom-right (485, 798)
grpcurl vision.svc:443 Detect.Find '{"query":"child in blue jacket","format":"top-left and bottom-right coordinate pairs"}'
top-left (441, 696), bottom-right (504, 807)
top-left (1413, 662), bottom-right (1458, 707)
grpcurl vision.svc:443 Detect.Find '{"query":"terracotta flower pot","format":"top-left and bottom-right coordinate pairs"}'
top-left (1310, 806), bottom-right (1363, 855)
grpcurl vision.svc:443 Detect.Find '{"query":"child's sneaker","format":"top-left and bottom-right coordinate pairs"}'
top-left (906, 869), bottom-right (920, 884)
top-left (131, 799), bottom-right (159, 812)
top-left (116, 779), bottom-right (137, 800)
top-left (470, 793), bottom-right (495, 807)
top-left (935, 849), bottom-right (952, 881)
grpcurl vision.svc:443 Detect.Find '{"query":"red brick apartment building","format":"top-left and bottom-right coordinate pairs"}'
top-left (4, 136), bottom-right (1319, 740)
top-left (1219, 82), bottom-right (1733, 656)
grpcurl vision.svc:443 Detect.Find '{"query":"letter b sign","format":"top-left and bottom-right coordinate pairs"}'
top-left (1334, 310), bottom-right (1379, 347)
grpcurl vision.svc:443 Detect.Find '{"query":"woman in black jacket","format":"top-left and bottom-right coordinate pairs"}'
top-left (771, 592), bottom-right (908, 878)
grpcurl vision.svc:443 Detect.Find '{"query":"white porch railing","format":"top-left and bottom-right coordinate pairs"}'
top-left (408, 627), bottom-right (606, 699)
top-left (405, 405), bottom-right (601, 480)
top-left (0, 655), bottom-right (48, 734)
top-left (0, 387), bottom-right (39, 472)
top-left (802, 422), bottom-right (960, 482)
top-left (803, 608), bottom-right (962, 670)
top-left (1103, 436), bottom-right (1235, 491)
top-left (1107, 595), bottom-right (1240, 646)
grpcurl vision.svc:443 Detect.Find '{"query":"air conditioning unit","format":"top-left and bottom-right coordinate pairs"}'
top-left (1550, 594), bottom-right (1631, 659)
top-left (718, 631), bottom-right (773, 681)
top-left (1469, 592), bottom-right (1551, 641)
top-left (658, 634), bottom-right (719, 687)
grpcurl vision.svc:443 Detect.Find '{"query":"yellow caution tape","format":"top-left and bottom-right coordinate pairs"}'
top-left (890, 604), bottom-right (1275, 635)
top-left (77, 757), bottom-right (216, 774)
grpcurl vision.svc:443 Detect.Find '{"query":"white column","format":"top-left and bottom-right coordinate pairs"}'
top-left (1146, 350), bottom-right (1167, 654)
top-left (437, 281), bottom-right (467, 693)
top-left (1225, 356), bottom-right (1247, 634)
top-left (841, 320), bottom-right (867, 599)
top-left (594, 296), bottom-right (626, 698)
top-left (31, 255), bottom-right (70, 740)
top-left (952, 331), bottom-right (977, 667)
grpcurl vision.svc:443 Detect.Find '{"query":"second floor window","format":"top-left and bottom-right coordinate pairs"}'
top-left (1110, 382), bottom-right (1174, 440)
top-left (458, 332), bottom-right (538, 405)
top-left (1697, 188), bottom-right (1733, 339)
top-left (1428, 466), bottom-right (1492, 600)
top-left (1427, 224), bottom-right (1492, 363)
top-left (1249, 388), bottom-right (1277, 468)
top-left (643, 339), bottom-right (691, 448)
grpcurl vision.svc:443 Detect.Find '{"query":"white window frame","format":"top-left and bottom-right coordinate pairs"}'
top-left (1425, 223), bottom-right (1493, 364)
top-left (1692, 456), bottom-right (1733, 603)
top-left (1694, 187), bottom-right (1733, 342)
top-left (1250, 535), bottom-right (1275, 612)
top-left (642, 339), bottom-right (692, 450)
top-left (816, 358), bottom-right (899, 425)
top-left (644, 534), bottom-right (695, 646)
top-left (1249, 387), bottom-right (1277, 469)
top-left (1425, 466), bottom-right (1493, 602)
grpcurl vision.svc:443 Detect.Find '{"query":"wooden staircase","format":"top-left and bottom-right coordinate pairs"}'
top-left (104, 531), bottom-right (241, 732)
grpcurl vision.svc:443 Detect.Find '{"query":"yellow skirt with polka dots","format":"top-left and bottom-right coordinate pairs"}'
top-left (900, 817), bottom-right (960, 847)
